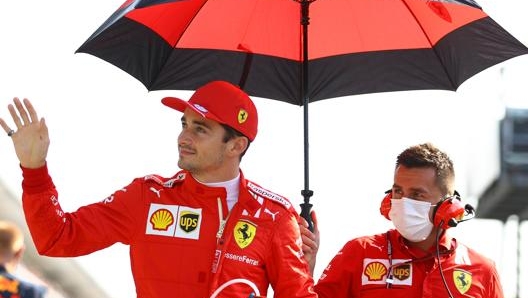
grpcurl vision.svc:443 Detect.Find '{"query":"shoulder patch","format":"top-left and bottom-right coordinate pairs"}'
top-left (144, 172), bottom-right (186, 188)
top-left (247, 181), bottom-right (291, 209)
top-left (165, 172), bottom-right (187, 188)
top-left (144, 174), bottom-right (164, 185)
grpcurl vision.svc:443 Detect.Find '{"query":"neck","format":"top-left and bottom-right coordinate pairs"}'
top-left (192, 167), bottom-right (240, 184)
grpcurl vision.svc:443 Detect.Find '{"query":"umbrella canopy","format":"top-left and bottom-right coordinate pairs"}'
top-left (77, 0), bottom-right (528, 228)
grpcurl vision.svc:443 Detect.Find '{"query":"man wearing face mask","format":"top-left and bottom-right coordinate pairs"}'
top-left (301, 143), bottom-right (504, 298)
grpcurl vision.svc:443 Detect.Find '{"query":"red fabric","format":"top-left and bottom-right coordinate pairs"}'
top-left (21, 165), bottom-right (316, 298)
top-left (314, 229), bottom-right (504, 298)
top-left (125, 0), bottom-right (487, 60)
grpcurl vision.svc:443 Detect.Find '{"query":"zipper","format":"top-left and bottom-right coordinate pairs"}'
top-left (212, 197), bottom-right (229, 273)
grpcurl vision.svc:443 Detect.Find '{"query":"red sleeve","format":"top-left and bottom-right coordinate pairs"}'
top-left (21, 164), bottom-right (142, 256)
top-left (314, 240), bottom-right (358, 298)
top-left (485, 260), bottom-right (505, 298)
top-left (267, 211), bottom-right (317, 298)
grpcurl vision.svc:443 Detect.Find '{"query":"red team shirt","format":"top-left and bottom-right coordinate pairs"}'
top-left (314, 229), bottom-right (504, 298)
top-left (20, 165), bottom-right (316, 298)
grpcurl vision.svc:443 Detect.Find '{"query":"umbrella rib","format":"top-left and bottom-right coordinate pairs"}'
top-left (399, 0), bottom-right (457, 89)
top-left (150, 0), bottom-right (212, 87)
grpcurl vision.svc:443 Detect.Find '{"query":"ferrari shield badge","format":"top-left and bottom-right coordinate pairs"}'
top-left (453, 269), bottom-right (472, 294)
top-left (238, 109), bottom-right (248, 124)
top-left (234, 220), bottom-right (256, 249)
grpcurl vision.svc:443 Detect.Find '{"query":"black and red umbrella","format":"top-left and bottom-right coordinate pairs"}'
top-left (76, 0), bottom-right (528, 229)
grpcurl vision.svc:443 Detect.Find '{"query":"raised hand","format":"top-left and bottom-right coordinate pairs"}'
top-left (0, 98), bottom-right (49, 169)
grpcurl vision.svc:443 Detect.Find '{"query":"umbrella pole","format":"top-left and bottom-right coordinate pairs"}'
top-left (299, 0), bottom-right (314, 232)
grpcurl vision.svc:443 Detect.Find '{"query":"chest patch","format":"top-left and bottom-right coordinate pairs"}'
top-left (234, 220), bottom-right (257, 249)
top-left (362, 258), bottom-right (413, 286)
top-left (146, 203), bottom-right (202, 240)
top-left (453, 269), bottom-right (472, 294)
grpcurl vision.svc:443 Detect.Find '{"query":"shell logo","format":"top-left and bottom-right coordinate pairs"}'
top-left (364, 261), bottom-right (388, 281)
top-left (150, 208), bottom-right (175, 231)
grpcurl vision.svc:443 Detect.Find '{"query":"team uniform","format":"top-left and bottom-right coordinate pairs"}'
top-left (314, 229), bottom-right (503, 298)
top-left (0, 266), bottom-right (46, 298)
top-left (21, 164), bottom-right (316, 298)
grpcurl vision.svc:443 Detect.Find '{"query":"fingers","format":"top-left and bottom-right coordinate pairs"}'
top-left (13, 97), bottom-right (35, 128)
top-left (8, 101), bottom-right (23, 129)
top-left (301, 233), bottom-right (317, 252)
top-left (4, 98), bottom-right (38, 130)
top-left (311, 210), bottom-right (318, 230)
top-left (0, 117), bottom-right (11, 134)
top-left (299, 216), bottom-right (308, 227)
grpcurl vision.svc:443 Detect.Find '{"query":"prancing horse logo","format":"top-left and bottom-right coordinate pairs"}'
top-left (234, 220), bottom-right (257, 249)
top-left (453, 269), bottom-right (472, 294)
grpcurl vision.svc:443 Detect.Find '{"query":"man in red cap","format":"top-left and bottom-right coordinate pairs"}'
top-left (0, 81), bottom-right (317, 298)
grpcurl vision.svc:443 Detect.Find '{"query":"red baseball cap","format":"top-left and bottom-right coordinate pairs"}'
top-left (161, 81), bottom-right (258, 141)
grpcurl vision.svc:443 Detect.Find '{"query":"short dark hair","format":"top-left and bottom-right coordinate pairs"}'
top-left (396, 143), bottom-right (455, 195)
top-left (221, 124), bottom-right (250, 159)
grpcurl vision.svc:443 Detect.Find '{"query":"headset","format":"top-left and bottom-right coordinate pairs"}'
top-left (379, 190), bottom-right (475, 229)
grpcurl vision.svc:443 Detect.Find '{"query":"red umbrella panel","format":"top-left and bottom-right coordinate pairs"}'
top-left (78, 0), bottom-right (528, 104)
top-left (77, 0), bottom-right (528, 228)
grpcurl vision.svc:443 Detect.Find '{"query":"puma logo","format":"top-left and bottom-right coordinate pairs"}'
top-left (149, 187), bottom-right (162, 198)
top-left (264, 209), bottom-right (279, 221)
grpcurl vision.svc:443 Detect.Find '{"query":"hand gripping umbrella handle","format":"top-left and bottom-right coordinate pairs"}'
top-left (300, 189), bottom-right (314, 232)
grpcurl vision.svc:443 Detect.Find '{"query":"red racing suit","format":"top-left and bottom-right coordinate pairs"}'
top-left (314, 229), bottom-right (503, 298)
top-left (21, 164), bottom-right (316, 298)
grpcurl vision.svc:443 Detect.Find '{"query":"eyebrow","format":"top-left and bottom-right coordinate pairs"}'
top-left (393, 184), bottom-right (427, 194)
top-left (181, 115), bottom-right (213, 130)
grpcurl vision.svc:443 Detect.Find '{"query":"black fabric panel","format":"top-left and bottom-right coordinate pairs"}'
top-left (306, 49), bottom-right (454, 104)
top-left (152, 49), bottom-right (302, 105)
top-left (77, 17), bottom-right (174, 90)
top-left (433, 16), bottom-right (528, 89)
top-left (77, 16), bottom-right (528, 106)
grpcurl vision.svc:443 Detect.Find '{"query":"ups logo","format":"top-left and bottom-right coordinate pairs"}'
top-left (179, 211), bottom-right (199, 232)
top-left (392, 264), bottom-right (411, 280)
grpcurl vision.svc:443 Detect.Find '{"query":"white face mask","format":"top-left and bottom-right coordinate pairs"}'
top-left (389, 197), bottom-right (434, 242)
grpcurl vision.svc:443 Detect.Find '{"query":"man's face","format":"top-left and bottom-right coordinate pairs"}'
top-left (177, 108), bottom-right (230, 181)
top-left (392, 165), bottom-right (444, 206)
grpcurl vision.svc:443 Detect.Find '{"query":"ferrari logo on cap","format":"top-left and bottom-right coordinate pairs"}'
top-left (238, 109), bottom-right (248, 124)
top-left (453, 269), bottom-right (472, 294)
top-left (234, 220), bottom-right (256, 249)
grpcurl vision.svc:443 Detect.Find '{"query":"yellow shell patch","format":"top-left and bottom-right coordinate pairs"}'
top-left (364, 261), bottom-right (387, 281)
top-left (150, 208), bottom-right (174, 231)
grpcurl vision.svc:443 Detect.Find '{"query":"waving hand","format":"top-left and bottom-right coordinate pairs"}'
top-left (0, 98), bottom-right (49, 169)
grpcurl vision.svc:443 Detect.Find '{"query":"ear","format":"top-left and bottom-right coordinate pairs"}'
top-left (380, 190), bottom-right (392, 220)
top-left (227, 136), bottom-right (249, 156)
top-left (13, 246), bottom-right (24, 262)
